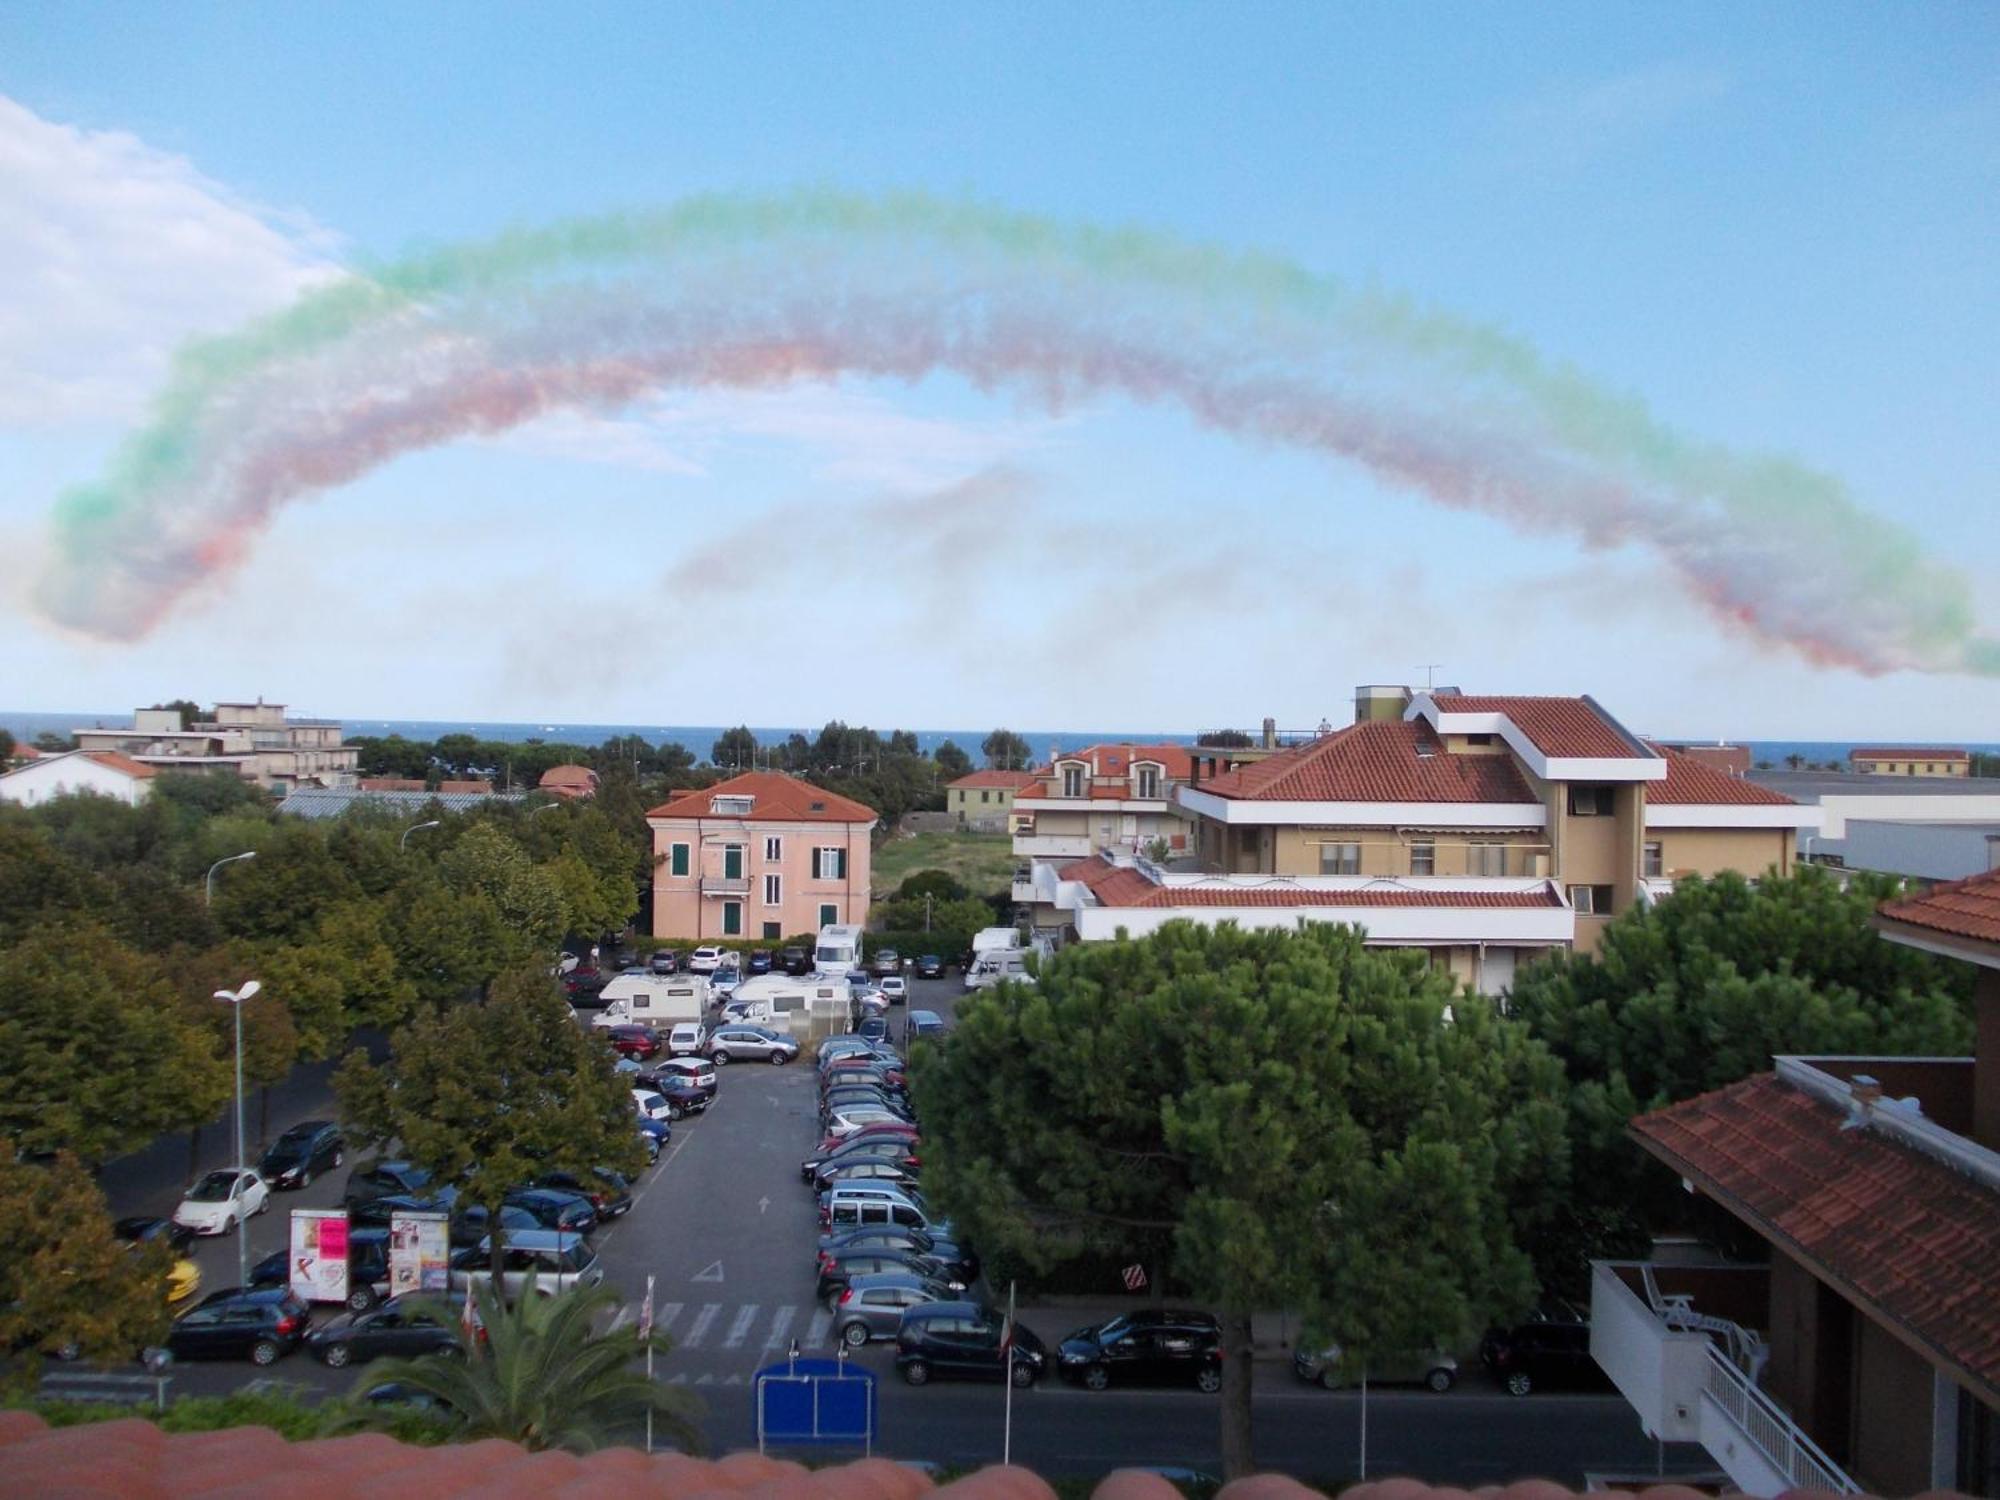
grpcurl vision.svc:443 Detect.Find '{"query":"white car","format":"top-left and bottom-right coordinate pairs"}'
top-left (710, 968), bottom-right (741, 998)
top-left (172, 1167), bottom-right (271, 1237)
top-left (666, 1022), bottom-right (706, 1057)
top-left (878, 976), bottom-right (908, 1005)
top-left (688, 946), bottom-right (726, 974)
top-left (652, 1054), bottom-right (717, 1088)
top-left (632, 1088), bottom-right (673, 1122)
top-left (823, 1107), bottom-right (907, 1139)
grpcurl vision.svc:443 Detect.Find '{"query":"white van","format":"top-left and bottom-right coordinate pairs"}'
top-left (814, 924), bottom-right (864, 976)
top-left (593, 974), bottom-right (710, 1030)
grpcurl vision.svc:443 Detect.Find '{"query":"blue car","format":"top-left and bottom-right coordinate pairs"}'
top-left (637, 1115), bottom-right (672, 1147)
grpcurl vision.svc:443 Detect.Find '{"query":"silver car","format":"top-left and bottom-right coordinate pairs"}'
top-left (705, 1025), bottom-right (799, 1065)
top-left (1294, 1343), bottom-right (1458, 1392)
top-left (447, 1229), bottom-right (602, 1302)
top-left (831, 1271), bottom-right (961, 1347)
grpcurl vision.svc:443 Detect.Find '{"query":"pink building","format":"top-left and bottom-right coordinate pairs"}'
top-left (646, 772), bottom-right (877, 941)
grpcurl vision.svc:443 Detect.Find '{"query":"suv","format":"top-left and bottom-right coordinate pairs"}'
top-left (832, 1271), bottom-right (959, 1347)
top-left (870, 949), bottom-right (902, 979)
top-left (167, 1287), bottom-right (312, 1366)
top-left (665, 1022), bottom-right (706, 1057)
top-left (1056, 1310), bottom-right (1223, 1392)
top-left (781, 946), bottom-right (812, 976)
top-left (898, 1301), bottom-right (1045, 1387)
top-left (258, 1120), bottom-right (345, 1190)
top-left (1480, 1302), bottom-right (1608, 1396)
top-left (649, 949), bottom-right (682, 974)
top-left (688, 946), bottom-right (726, 974)
top-left (914, 954), bottom-right (945, 980)
top-left (448, 1230), bottom-right (603, 1302)
top-left (706, 1025), bottom-right (799, 1065)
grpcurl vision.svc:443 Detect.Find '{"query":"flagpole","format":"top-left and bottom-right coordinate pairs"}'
top-left (644, 1273), bottom-right (656, 1456)
top-left (1002, 1280), bottom-right (1017, 1466)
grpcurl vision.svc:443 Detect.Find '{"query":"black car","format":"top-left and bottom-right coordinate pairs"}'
top-left (531, 1168), bottom-right (633, 1220)
top-left (450, 1201), bottom-right (543, 1248)
top-left (113, 1215), bottom-right (195, 1257)
top-left (345, 1160), bottom-right (439, 1211)
top-left (817, 1225), bottom-right (976, 1285)
top-left (898, 1301), bottom-right (1044, 1387)
top-left (1479, 1302), bottom-right (1610, 1396)
top-left (747, 949), bottom-right (774, 974)
top-left (781, 946), bottom-right (812, 976)
top-left (307, 1294), bottom-right (460, 1368)
top-left (649, 949), bottom-right (682, 974)
top-left (259, 1119), bottom-right (345, 1190)
top-left (813, 1157), bottom-right (922, 1194)
top-left (638, 1073), bottom-right (715, 1118)
top-left (167, 1287), bottom-right (312, 1366)
top-left (1056, 1310), bottom-right (1223, 1392)
top-left (251, 1227), bottom-right (394, 1312)
top-left (504, 1187), bottom-right (599, 1236)
top-left (914, 954), bottom-right (945, 980)
top-left (856, 1016), bottom-right (891, 1043)
top-left (800, 1137), bottom-right (919, 1182)
top-left (818, 1248), bottom-right (966, 1305)
top-left (870, 949), bottom-right (902, 979)
top-left (820, 1086), bottom-right (914, 1121)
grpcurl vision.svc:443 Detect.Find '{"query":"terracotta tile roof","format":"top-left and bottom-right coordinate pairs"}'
top-left (1876, 867), bottom-right (2000, 947)
top-left (1641, 744), bottom-right (1797, 806)
top-left (81, 750), bottom-right (158, 779)
top-left (1055, 856), bottom-right (1564, 911)
top-left (1850, 746), bottom-right (1970, 761)
top-left (1060, 743), bottom-right (1196, 780)
top-left (1192, 721), bottom-right (1537, 805)
top-left (1428, 694), bottom-right (1641, 759)
top-left (948, 770), bottom-right (1040, 791)
top-left (648, 771), bottom-right (878, 824)
top-left (539, 764), bottom-right (601, 789)
top-left (1633, 1072), bottom-right (2000, 1403)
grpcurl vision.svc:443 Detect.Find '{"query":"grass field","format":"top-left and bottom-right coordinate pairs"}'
top-left (872, 829), bottom-right (1016, 898)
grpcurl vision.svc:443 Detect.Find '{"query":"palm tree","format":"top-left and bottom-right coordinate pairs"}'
top-left (353, 1276), bottom-right (704, 1454)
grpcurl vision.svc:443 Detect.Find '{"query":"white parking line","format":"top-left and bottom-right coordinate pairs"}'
top-left (682, 1302), bottom-right (722, 1349)
top-left (805, 1309), bottom-right (833, 1349)
top-left (723, 1304), bottom-right (759, 1349)
top-left (762, 1305), bottom-right (797, 1351)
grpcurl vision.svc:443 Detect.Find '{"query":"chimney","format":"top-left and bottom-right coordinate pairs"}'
top-left (1353, 684), bottom-right (1413, 725)
top-left (1262, 717), bottom-right (1276, 749)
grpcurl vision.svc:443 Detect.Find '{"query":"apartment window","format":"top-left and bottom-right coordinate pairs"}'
top-left (814, 846), bottom-right (849, 881)
top-left (723, 844), bottom-right (744, 881)
top-left (1464, 733), bottom-right (1493, 746)
top-left (1568, 785), bottom-right (1615, 817)
top-left (1061, 764), bottom-right (1084, 798)
top-left (1469, 842), bottom-right (1508, 877)
top-left (670, 843), bottom-right (689, 878)
top-left (1567, 884), bottom-right (1615, 915)
top-left (981, 790), bottom-right (991, 804)
top-left (1319, 842), bottom-right (1361, 876)
top-left (1135, 765), bottom-right (1161, 800)
top-left (819, 903), bottom-right (839, 927)
top-left (722, 901), bottom-right (742, 936)
top-left (1410, 841), bottom-right (1436, 876)
top-left (763, 874), bottom-right (782, 906)
top-left (764, 835), bottom-right (782, 862)
top-left (1642, 841), bottom-right (1664, 878)
top-left (763, 921), bottom-right (782, 939)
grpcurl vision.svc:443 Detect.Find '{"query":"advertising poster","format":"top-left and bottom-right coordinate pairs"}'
top-left (288, 1209), bottom-right (350, 1303)
top-left (389, 1211), bottom-right (451, 1295)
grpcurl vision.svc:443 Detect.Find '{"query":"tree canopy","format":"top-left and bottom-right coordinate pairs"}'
top-left (1195, 729), bottom-right (1254, 748)
top-left (913, 921), bottom-right (1565, 1476)
top-left (980, 729), bottom-right (1034, 770)
top-left (933, 739), bottom-right (973, 778)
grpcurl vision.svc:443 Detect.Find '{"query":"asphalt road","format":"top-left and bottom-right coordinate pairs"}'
top-left (93, 971), bottom-right (1704, 1484)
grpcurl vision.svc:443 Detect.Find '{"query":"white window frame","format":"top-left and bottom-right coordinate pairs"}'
top-left (763, 873), bottom-right (782, 906)
top-left (1319, 842), bottom-right (1361, 876)
top-left (1060, 764), bottom-right (1085, 798)
top-left (814, 846), bottom-right (848, 881)
top-left (1410, 840), bottom-right (1436, 877)
top-left (1642, 841), bottom-right (1664, 879)
top-left (764, 835), bottom-right (783, 862)
top-left (1567, 884), bottom-right (1615, 915)
top-left (1134, 764), bottom-right (1162, 800)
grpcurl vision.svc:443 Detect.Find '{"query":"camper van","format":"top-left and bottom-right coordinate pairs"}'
top-left (727, 974), bottom-right (855, 1037)
top-left (814, 924), bottom-right (864, 976)
top-left (592, 974), bottom-right (710, 1031)
top-left (963, 949), bottom-right (1038, 991)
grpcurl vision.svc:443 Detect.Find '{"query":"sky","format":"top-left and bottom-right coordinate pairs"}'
top-left (0, 4), bottom-right (1995, 740)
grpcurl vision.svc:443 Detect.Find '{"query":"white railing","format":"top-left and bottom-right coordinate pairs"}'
top-left (1701, 1345), bottom-right (1858, 1495)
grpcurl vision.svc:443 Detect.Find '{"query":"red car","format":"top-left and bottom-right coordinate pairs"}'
top-left (605, 1024), bottom-right (662, 1060)
top-left (814, 1120), bottom-right (920, 1156)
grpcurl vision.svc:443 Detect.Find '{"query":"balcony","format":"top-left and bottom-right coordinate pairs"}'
top-left (699, 874), bottom-right (750, 898)
top-left (1591, 1261), bottom-right (1858, 1496)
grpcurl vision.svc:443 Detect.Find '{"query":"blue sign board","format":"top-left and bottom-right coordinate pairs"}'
top-left (754, 1357), bottom-right (878, 1453)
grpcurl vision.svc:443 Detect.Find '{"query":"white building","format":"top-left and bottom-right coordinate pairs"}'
top-left (0, 750), bottom-right (157, 807)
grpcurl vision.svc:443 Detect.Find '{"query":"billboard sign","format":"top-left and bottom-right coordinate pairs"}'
top-left (288, 1209), bottom-right (350, 1303)
top-left (388, 1211), bottom-right (452, 1296)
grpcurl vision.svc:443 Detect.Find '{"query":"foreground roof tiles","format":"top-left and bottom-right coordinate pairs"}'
top-left (1428, 694), bottom-right (1640, 759)
top-left (1055, 856), bottom-right (1563, 911)
top-left (649, 771), bottom-right (877, 824)
top-left (1642, 744), bottom-right (1797, 806)
top-left (1876, 866), bottom-right (2000, 946)
top-left (1632, 1072), bottom-right (2000, 1403)
top-left (1193, 721), bottom-right (1536, 805)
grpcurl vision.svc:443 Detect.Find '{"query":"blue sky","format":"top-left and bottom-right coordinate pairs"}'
top-left (1, 4), bottom-right (1994, 738)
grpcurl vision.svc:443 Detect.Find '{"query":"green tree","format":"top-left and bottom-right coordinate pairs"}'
top-left (0, 728), bottom-right (14, 762)
top-left (980, 729), bottom-right (1033, 771)
top-left (32, 731), bottom-right (76, 754)
top-left (437, 823), bottom-right (567, 951)
top-left (1196, 729), bottom-right (1254, 748)
top-left (895, 869), bottom-right (969, 903)
top-left (147, 699), bottom-right (203, 729)
top-left (933, 740), bottom-right (972, 778)
top-left (0, 813), bottom-right (109, 946)
top-left (387, 878), bottom-right (524, 1009)
top-left (358, 1277), bottom-right (702, 1453)
top-left (335, 969), bottom-right (645, 1285)
top-left (0, 1148), bottom-right (172, 1387)
top-left (914, 922), bottom-right (1562, 1477)
top-left (710, 726), bottom-right (759, 770)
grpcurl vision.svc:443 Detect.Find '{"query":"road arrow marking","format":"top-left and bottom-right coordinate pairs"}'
top-left (693, 1259), bottom-right (725, 1283)
top-left (759, 1196), bottom-right (771, 1215)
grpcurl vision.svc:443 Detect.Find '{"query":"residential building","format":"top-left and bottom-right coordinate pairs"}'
top-left (1748, 768), bottom-right (2000, 867)
top-left (1019, 688), bottom-right (1818, 993)
top-left (1849, 747), bottom-right (1971, 778)
top-left (1590, 868), bottom-right (2000, 1497)
top-left (1008, 743), bottom-right (1200, 862)
top-left (646, 772), bottom-right (876, 941)
top-left (356, 777), bottom-right (496, 794)
top-left (538, 764), bottom-right (600, 801)
top-left (1840, 819), bottom-right (2000, 884)
top-left (946, 769), bottom-right (1039, 832)
top-left (71, 700), bottom-right (358, 792)
top-left (0, 749), bottom-right (156, 807)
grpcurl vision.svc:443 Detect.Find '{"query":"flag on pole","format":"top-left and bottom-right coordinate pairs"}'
top-left (1000, 1282), bottom-right (1015, 1354)
top-left (459, 1275), bottom-right (480, 1344)
top-left (639, 1274), bottom-right (655, 1341)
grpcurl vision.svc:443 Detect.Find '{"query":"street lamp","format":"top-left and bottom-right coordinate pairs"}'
top-left (204, 850), bottom-right (257, 906)
top-left (400, 819), bottom-right (442, 852)
top-left (213, 979), bottom-right (263, 1290)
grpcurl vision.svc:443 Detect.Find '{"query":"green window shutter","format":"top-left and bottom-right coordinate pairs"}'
top-left (834, 848), bottom-right (848, 880)
top-left (725, 846), bottom-right (743, 880)
top-left (671, 844), bottom-right (689, 877)
top-left (723, 902), bottom-right (742, 936)
top-left (819, 904), bottom-right (838, 926)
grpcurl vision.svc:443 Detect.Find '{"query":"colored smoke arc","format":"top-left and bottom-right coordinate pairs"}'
top-left (35, 190), bottom-right (2000, 677)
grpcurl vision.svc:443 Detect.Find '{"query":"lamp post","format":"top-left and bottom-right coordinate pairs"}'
top-left (204, 850), bottom-right (257, 906)
top-left (213, 979), bottom-right (262, 1290)
top-left (400, 819), bottom-right (441, 852)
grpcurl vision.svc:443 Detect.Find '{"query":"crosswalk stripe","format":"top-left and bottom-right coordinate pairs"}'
top-left (762, 1305), bottom-right (797, 1350)
top-left (723, 1304), bottom-right (760, 1349)
top-left (805, 1310), bottom-right (833, 1349)
top-left (655, 1301), bottom-right (684, 1336)
top-left (682, 1303), bottom-right (722, 1349)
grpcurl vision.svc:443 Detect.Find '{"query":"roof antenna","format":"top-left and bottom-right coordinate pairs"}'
top-left (1418, 664), bottom-right (1443, 690)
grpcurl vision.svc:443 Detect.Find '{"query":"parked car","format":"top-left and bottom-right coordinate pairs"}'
top-left (447, 1202), bottom-right (542, 1249)
top-left (904, 1010), bottom-right (947, 1046)
top-left (1294, 1344), bottom-right (1458, 1392)
top-left (898, 1301), bottom-right (1044, 1386)
top-left (870, 949), bottom-right (902, 979)
top-left (812, 1119), bottom-right (921, 1157)
top-left (781, 946), bottom-right (812, 976)
top-left (710, 968), bottom-right (741, 999)
top-left (649, 949), bottom-right (682, 975)
top-left (879, 976), bottom-right (909, 1006)
top-left (1056, 1310), bottom-right (1223, 1392)
top-left (531, 1168), bottom-right (634, 1220)
top-left (706, 1025), bottom-right (798, 1065)
top-left (817, 1225), bottom-right (974, 1284)
top-left (113, 1215), bottom-right (195, 1257)
top-left (173, 1168), bottom-right (270, 1237)
top-left (813, 1156), bottom-right (923, 1194)
top-left (344, 1160), bottom-right (443, 1212)
top-left (447, 1230), bottom-right (603, 1302)
top-left (636, 1074), bottom-right (713, 1118)
top-left (747, 949), bottom-right (774, 974)
top-left (504, 1187), bottom-right (599, 1237)
top-left (821, 1058), bottom-right (906, 1089)
top-left (819, 1248), bottom-right (965, 1305)
top-left (636, 1117), bottom-right (671, 1153)
top-left (351, 1185), bottom-right (463, 1231)
top-left (252, 1227), bottom-right (394, 1312)
top-left (821, 1085), bottom-right (913, 1118)
top-left (561, 967), bottom-right (608, 1000)
top-left (832, 1270), bottom-right (960, 1347)
top-left (632, 1088), bottom-right (673, 1122)
top-left (307, 1294), bottom-right (460, 1368)
top-left (644, 1056), bottom-right (719, 1094)
top-left (819, 1036), bottom-right (896, 1064)
top-left (604, 1024), bottom-right (663, 1060)
top-left (855, 1016), bottom-right (891, 1043)
top-left (664, 1021), bottom-right (707, 1057)
top-left (1480, 1303), bottom-right (1609, 1396)
top-left (822, 1194), bottom-right (945, 1234)
top-left (914, 954), bottom-right (945, 980)
top-left (687, 946), bottom-right (726, 973)
top-left (258, 1120), bottom-right (345, 1190)
top-left (166, 1287), bottom-right (311, 1366)
top-left (801, 1137), bottom-right (920, 1183)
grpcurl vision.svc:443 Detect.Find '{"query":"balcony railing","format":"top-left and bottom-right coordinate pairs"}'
top-left (699, 874), bottom-right (750, 897)
top-left (1701, 1345), bottom-right (1858, 1495)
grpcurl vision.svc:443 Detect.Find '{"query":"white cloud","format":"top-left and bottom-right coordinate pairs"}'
top-left (0, 94), bottom-right (339, 425)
